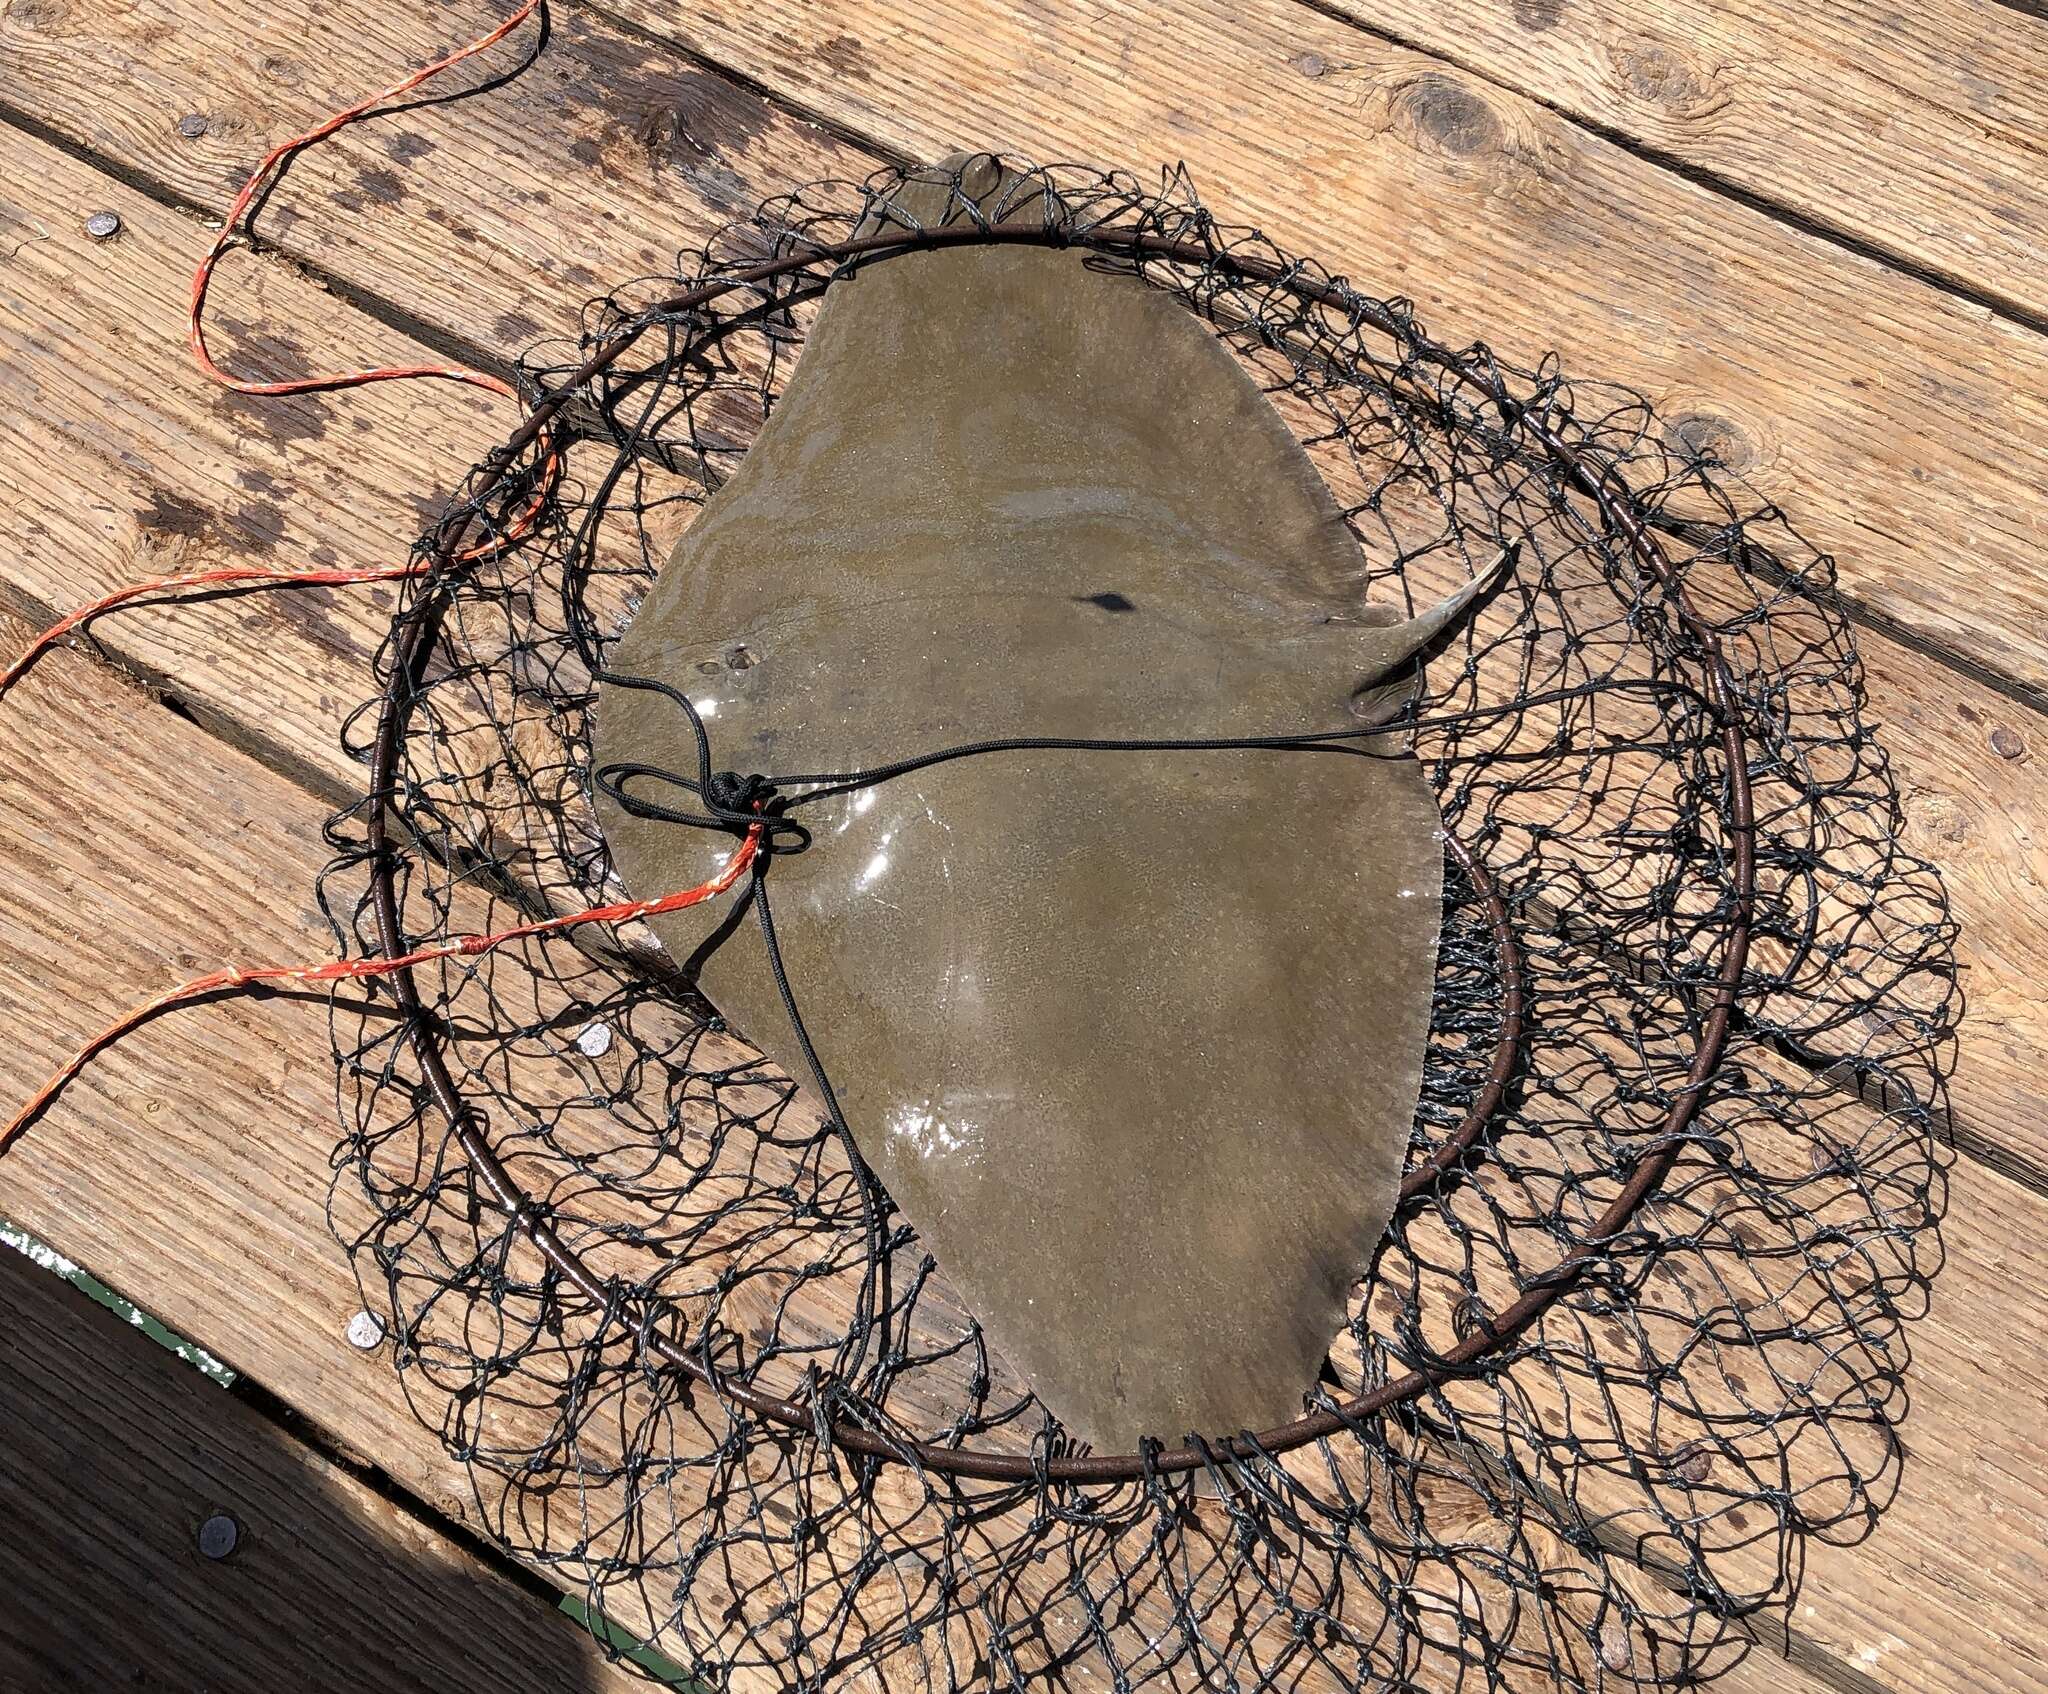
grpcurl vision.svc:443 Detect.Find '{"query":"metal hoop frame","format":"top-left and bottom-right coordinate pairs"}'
top-left (363, 221), bottom-right (1756, 1484)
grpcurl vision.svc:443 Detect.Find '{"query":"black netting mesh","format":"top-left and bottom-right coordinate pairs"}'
top-left (314, 158), bottom-right (1956, 1692)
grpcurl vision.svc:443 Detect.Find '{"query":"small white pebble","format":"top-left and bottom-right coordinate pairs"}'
top-left (345, 1309), bottom-right (387, 1350)
top-left (575, 1021), bottom-right (614, 1058)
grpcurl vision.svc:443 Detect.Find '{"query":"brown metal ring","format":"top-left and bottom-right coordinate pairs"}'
top-left (366, 217), bottom-right (1754, 1484)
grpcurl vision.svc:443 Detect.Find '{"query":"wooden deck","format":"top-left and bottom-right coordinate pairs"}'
top-left (0, 1), bottom-right (2042, 1688)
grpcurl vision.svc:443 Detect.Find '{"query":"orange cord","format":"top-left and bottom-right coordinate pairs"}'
top-left (0, 1), bottom-right (743, 1162)
top-left (0, 828), bottom-right (760, 1158)
top-left (187, 0), bottom-right (540, 404)
top-left (0, 0), bottom-right (550, 705)
top-left (0, 563), bottom-right (422, 697)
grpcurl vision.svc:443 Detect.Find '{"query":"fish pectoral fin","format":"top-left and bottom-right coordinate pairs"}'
top-left (1354, 543), bottom-right (1518, 691)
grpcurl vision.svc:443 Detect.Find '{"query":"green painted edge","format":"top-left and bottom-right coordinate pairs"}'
top-left (0, 1213), bottom-right (235, 1387)
top-left (558, 1594), bottom-right (710, 1689)
top-left (3, 1213), bottom-right (710, 1686)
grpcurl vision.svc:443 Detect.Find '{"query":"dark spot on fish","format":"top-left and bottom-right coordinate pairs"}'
top-left (1397, 74), bottom-right (1503, 159)
top-left (1075, 591), bottom-right (1136, 612)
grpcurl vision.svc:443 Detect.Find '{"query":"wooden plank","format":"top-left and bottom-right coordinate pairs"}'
top-left (0, 60), bottom-right (2042, 1192)
top-left (0, 0), bottom-right (876, 403)
top-left (0, 132), bottom-right (504, 798)
top-left (1316, 0), bottom-right (2048, 328)
top-left (3, 617), bottom-right (2040, 1693)
top-left (0, 639), bottom-right (1727, 1692)
top-left (0, 636), bottom-right (1881, 1694)
top-left (0, 36), bottom-right (2031, 1679)
top-left (6, 0), bottom-right (2048, 701)
top-left (0, 1240), bottom-right (651, 1691)
top-left (605, 0), bottom-right (2048, 702)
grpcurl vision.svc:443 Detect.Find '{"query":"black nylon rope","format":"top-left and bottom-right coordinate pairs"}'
top-left (321, 156), bottom-right (1956, 1693)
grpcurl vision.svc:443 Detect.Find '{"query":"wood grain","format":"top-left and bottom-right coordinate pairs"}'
top-left (0, 1243), bottom-right (651, 1691)
top-left (0, 0), bottom-right (876, 386)
top-left (605, 0), bottom-right (2048, 702)
top-left (8, 0), bottom-right (2048, 700)
top-left (1, 95), bottom-right (2041, 1190)
top-left (0, 619), bottom-right (2038, 1694)
top-left (0, 16), bottom-right (2041, 1690)
top-left (0, 626), bottom-right (1695, 1694)
top-left (1317, 0), bottom-right (2048, 327)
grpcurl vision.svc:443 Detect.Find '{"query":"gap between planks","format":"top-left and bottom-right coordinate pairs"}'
top-left (0, 43), bottom-right (2039, 1694)
top-left (1288, 0), bottom-right (2048, 338)
top-left (0, 1227), bottom-right (655, 1690)
top-left (0, 26), bottom-right (2031, 1196)
top-left (0, 626), bottom-right (1912, 1694)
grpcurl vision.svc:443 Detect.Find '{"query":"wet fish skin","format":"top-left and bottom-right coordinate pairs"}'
top-left (593, 158), bottom-right (1501, 1450)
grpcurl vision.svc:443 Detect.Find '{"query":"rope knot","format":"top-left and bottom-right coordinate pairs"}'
top-left (704, 769), bottom-right (779, 819)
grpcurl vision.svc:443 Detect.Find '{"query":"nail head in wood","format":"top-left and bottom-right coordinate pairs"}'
top-left (197, 1512), bottom-right (239, 1561)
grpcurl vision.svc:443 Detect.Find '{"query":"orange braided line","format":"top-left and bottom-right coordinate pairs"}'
top-left (1, 0), bottom-right (555, 702)
top-left (188, 0), bottom-right (541, 402)
top-left (0, 828), bottom-right (761, 1159)
top-left (0, 564), bottom-right (425, 700)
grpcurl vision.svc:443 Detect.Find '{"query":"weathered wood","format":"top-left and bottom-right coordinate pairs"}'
top-left (0, 0), bottom-right (876, 386)
top-left (0, 135), bottom-right (503, 797)
top-left (612, 0), bottom-right (2048, 704)
top-left (0, 627), bottom-right (1704, 1693)
top-left (0, 1239), bottom-right (650, 1690)
top-left (1, 110), bottom-right (2040, 1192)
top-left (0, 631), bottom-right (2034, 1694)
top-left (0, 16), bottom-right (2039, 1694)
top-left (1318, 0), bottom-right (2048, 328)
top-left (8, 0), bottom-right (2048, 701)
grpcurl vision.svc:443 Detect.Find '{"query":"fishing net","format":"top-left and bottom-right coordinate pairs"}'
top-left (315, 157), bottom-right (1956, 1692)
